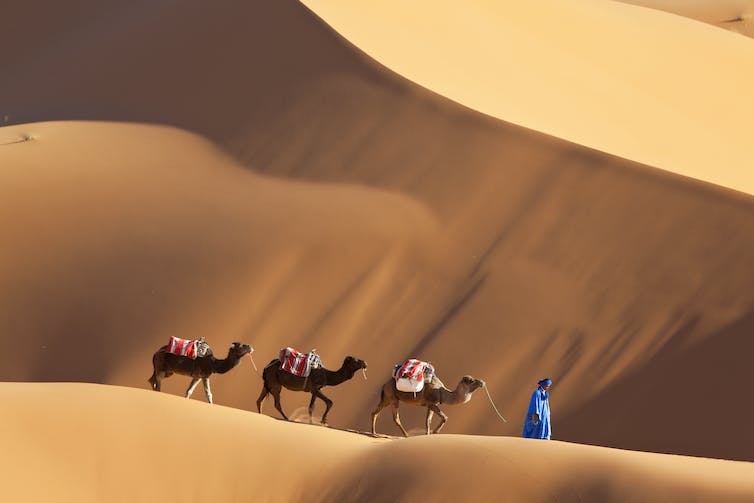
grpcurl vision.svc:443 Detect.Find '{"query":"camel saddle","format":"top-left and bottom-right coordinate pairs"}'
top-left (279, 347), bottom-right (322, 377)
top-left (393, 359), bottom-right (435, 393)
top-left (166, 336), bottom-right (211, 360)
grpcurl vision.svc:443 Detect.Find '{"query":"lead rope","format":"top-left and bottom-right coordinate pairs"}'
top-left (482, 383), bottom-right (508, 423)
top-left (247, 353), bottom-right (264, 379)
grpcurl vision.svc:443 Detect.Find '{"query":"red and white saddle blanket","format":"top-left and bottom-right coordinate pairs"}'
top-left (279, 347), bottom-right (322, 377)
top-left (393, 359), bottom-right (435, 393)
top-left (166, 336), bottom-right (210, 360)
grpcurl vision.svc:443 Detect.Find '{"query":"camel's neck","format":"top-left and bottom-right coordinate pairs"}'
top-left (323, 365), bottom-right (356, 386)
top-left (438, 385), bottom-right (474, 405)
top-left (212, 353), bottom-right (243, 374)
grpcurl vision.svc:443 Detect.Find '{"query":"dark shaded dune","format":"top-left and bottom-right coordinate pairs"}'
top-left (1, 0), bottom-right (391, 137)
top-left (1, 0), bottom-right (753, 461)
top-left (559, 309), bottom-right (754, 461)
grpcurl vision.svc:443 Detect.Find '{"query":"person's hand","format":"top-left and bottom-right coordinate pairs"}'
top-left (531, 413), bottom-right (539, 424)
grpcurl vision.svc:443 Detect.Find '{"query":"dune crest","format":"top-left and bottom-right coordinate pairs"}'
top-left (2, 383), bottom-right (753, 502)
top-left (618, 0), bottom-right (754, 38)
top-left (302, 0), bottom-right (754, 195)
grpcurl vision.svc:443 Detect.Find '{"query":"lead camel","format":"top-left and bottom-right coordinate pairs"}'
top-left (372, 374), bottom-right (485, 436)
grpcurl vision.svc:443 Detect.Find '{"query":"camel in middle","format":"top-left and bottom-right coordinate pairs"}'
top-left (372, 374), bottom-right (485, 436)
top-left (256, 355), bottom-right (367, 425)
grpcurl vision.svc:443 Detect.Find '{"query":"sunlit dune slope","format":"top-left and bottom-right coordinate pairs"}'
top-left (2, 383), bottom-right (753, 503)
top-left (302, 0), bottom-right (754, 194)
top-left (618, 0), bottom-right (754, 38)
top-left (0, 382), bottom-right (377, 503)
top-left (4, 0), bottom-right (753, 194)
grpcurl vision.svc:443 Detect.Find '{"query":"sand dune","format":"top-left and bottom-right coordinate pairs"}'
top-left (302, 0), bottom-right (754, 195)
top-left (2, 0), bottom-right (754, 459)
top-left (0, 120), bottom-right (436, 385)
top-left (5, 1), bottom-right (754, 195)
top-left (3, 383), bottom-right (753, 502)
top-left (2, 117), bottom-right (752, 461)
top-left (0, 382), bottom-right (378, 502)
top-left (2, 0), bottom-right (754, 499)
top-left (618, 0), bottom-right (754, 38)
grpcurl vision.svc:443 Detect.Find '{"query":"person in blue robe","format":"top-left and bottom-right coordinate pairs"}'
top-left (522, 378), bottom-right (552, 439)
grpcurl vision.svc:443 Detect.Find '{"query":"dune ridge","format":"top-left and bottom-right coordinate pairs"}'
top-left (618, 0), bottom-right (754, 37)
top-left (2, 383), bottom-right (753, 503)
top-left (302, 0), bottom-right (754, 195)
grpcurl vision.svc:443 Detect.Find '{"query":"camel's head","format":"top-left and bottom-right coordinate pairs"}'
top-left (343, 355), bottom-right (368, 373)
top-left (461, 375), bottom-right (485, 392)
top-left (230, 342), bottom-right (253, 357)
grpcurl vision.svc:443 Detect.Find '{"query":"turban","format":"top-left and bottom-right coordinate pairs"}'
top-left (538, 378), bottom-right (552, 387)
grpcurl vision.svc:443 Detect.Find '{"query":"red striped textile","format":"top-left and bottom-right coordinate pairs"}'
top-left (396, 359), bottom-right (430, 380)
top-left (166, 336), bottom-right (198, 359)
top-left (279, 347), bottom-right (310, 377)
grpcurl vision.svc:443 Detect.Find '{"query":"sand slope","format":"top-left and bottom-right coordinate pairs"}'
top-left (2, 383), bottom-right (753, 503)
top-left (2, 119), bottom-right (753, 462)
top-left (302, 0), bottom-right (754, 194)
top-left (618, 0), bottom-right (754, 38)
top-left (0, 120), bottom-right (436, 385)
top-left (4, 0), bottom-right (754, 194)
top-left (2, 0), bottom-right (754, 466)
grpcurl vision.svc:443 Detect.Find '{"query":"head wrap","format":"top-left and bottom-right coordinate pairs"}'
top-left (538, 378), bottom-right (552, 387)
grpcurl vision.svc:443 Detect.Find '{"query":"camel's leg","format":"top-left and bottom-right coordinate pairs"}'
top-left (391, 403), bottom-right (409, 437)
top-left (202, 378), bottom-right (213, 404)
top-left (314, 389), bottom-right (334, 425)
top-left (256, 386), bottom-right (269, 414)
top-left (150, 352), bottom-right (165, 391)
top-left (425, 407), bottom-right (435, 435)
top-left (185, 378), bottom-right (200, 398)
top-left (270, 387), bottom-right (288, 421)
top-left (370, 399), bottom-right (390, 435)
top-left (149, 371), bottom-right (163, 391)
top-left (308, 393), bottom-right (317, 424)
top-left (429, 404), bottom-right (448, 434)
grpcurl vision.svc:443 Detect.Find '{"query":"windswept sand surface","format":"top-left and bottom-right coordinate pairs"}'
top-left (2, 0), bottom-right (754, 501)
top-left (302, 0), bottom-right (754, 195)
top-left (2, 383), bottom-right (753, 503)
top-left (2, 119), bottom-right (752, 461)
top-left (618, 0), bottom-right (754, 37)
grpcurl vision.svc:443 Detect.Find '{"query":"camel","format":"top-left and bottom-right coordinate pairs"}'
top-left (256, 355), bottom-right (367, 425)
top-left (148, 341), bottom-right (253, 404)
top-left (371, 374), bottom-right (485, 436)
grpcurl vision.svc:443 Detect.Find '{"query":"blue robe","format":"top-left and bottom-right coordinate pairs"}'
top-left (522, 387), bottom-right (551, 439)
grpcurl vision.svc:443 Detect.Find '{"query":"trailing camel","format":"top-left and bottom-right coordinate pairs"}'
top-left (148, 341), bottom-right (253, 404)
top-left (371, 374), bottom-right (485, 436)
top-left (256, 355), bottom-right (367, 425)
